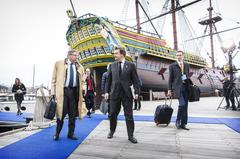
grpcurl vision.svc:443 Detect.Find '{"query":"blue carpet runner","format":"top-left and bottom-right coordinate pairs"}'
top-left (0, 114), bottom-right (104, 159)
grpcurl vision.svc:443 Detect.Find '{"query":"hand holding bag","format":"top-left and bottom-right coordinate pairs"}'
top-left (44, 96), bottom-right (57, 120)
top-left (187, 79), bottom-right (201, 102)
top-left (100, 99), bottom-right (108, 115)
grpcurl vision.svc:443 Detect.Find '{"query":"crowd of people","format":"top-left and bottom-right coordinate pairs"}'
top-left (12, 47), bottom-right (237, 144)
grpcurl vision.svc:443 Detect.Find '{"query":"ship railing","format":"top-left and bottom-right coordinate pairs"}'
top-left (76, 13), bottom-right (98, 20)
top-left (111, 21), bottom-right (161, 39)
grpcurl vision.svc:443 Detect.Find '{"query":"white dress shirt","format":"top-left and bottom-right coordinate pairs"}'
top-left (65, 59), bottom-right (77, 87)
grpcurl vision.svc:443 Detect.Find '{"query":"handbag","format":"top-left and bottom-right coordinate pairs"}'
top-left (100, 99), bottom-right (108, 115)
top-left (44, 97), bottom-right (57, 120)
top-left (187, 79), bottom-right (201, 102)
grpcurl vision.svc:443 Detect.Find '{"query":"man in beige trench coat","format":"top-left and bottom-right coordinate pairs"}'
top-left (51, 50), bottom-right (87, 141)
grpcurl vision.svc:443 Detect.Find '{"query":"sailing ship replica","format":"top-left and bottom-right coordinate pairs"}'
top-left (65, 0), bottom-right (226, 100)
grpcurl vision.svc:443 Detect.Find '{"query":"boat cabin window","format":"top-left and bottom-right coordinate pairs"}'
top-left (88, 26), bottom-right (96, 36)
top-left (78, 30), bottom-right (84, 40)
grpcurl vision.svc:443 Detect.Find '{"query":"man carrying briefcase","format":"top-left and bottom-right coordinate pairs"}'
top-left (51, 50), bottom-right (87, 141)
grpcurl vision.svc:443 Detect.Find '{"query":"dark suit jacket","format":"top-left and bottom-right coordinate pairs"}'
top-left (106, 60), bottom-right (140, 100)
top-left (101, 71), bottom-right (108, 94)
top-left (168, 61), bottom-right (190, 98)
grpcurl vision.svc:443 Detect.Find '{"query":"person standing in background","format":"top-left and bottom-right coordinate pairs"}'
top-left (101, 64), bottom-right (111, 116)
top-left (222, 77), bottom-right (236, 110)
top-left (84, 68), bottom-right (96, 118)
top-left (12, 78), bottom-right (26, 115)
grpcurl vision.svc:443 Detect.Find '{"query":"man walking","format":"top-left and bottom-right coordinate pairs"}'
top-left (105, 47), bottom-right (140, 144)
top-left (51, 50), bottom-right (87, 141)
top-left (168, 50), bottom-right (190, 130)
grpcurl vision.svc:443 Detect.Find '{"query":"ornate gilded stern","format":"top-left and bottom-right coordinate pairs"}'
top-left (66, 12), bottom-right (132, 68)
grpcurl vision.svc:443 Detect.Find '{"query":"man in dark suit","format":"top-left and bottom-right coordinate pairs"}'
top-left (105, 47), bottom-right (140, 144)
top-left (222, 77), bottom-right (236, 110)
top-left (168, 50), bottom-right (190, 130)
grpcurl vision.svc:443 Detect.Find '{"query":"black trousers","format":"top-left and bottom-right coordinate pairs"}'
top-left (56, 87), bottom-right (77, 136)
top-left (85, 90), bottom-right (95, 112)
top-left (176, 84), bottom-right (188, 126)
top-left (133, 97), bottom-right (141, 110)
top-left (225, 91), bottom-right (235, 107)
top-left (109, 90), bottom-right (135, 138)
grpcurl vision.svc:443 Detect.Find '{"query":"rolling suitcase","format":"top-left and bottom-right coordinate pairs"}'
top-left (154, 98), bottom-right (173, 126)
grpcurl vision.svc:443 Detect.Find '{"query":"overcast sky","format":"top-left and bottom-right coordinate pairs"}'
top-left (0, 0), bottom-right (240, 88)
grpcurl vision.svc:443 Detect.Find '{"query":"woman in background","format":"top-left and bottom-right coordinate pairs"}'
top-left (12, 78), bottom-right (26, 115)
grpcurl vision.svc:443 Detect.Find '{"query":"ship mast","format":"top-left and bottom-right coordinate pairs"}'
top-left (208, 0), bottom-right (215, 68)
top-left (135, 0), bottom-right (141, 33)
top-left (198, 0), bottom-right (222, 68)
top-left (69, 0), bottom-right (77, 18)
top-left (171, 0), bottom-right (178, 50)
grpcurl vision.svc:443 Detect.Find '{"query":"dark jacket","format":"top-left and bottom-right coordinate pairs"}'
top-left (86, 75), bottom-right (95, 92)
top-left (168, 61), bottom-right (190, 98)
top-left (12, 84), bottom-right (26, 101)
top-left (101, 71), bottom-right (108, 94)
top-left (106, 60), bottom-right (140, 100)
top-left (223, 80), bottom-right (233, 97)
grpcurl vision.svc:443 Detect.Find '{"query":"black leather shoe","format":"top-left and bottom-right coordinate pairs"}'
top-left (53, 134), bottom-right (59, 141)
top-left (87, 112), bottom-right (91, 118)
top-left (67, 135), bottom-right (78, 140)
top-left (180, 126), bottom-right (190, 130)
top-left (107, 132), bottom-right (114, 139)
top-left (128, 137), bottom-right (138, 144)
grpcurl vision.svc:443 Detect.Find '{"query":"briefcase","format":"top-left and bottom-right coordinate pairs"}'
top-left (44, 97), bottom-right (57, 120)
top-left (187, 79), bottom-right (201, 102)
top-left (100, 99), bottom-right (108, 115)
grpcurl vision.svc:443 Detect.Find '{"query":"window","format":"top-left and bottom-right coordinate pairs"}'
top-left (78, 30), bottom-right (84, 40)
top-left (103, 46), bottom-right (111, 54)
top-left (80, 51), bottom-right (86, 58)
top-left (88, 25), bottom-right (96, 36)
top-left (96, 47), bottom-right (105, 54)
top-left (94, 25), bottom-right (102, 34)
top-left (90, 48), bottom-right (97, 56)
top-left (82, 28), bottom-right (89, 38)
top-left (71, 34), bottom-right (76, 44)
top-left (84, 50), bottom-right (90, 57)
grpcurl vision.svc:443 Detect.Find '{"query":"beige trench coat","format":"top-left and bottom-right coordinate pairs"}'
top-left (51, 59), bottom-right (87, 119)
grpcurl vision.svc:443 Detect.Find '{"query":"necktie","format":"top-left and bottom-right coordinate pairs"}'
top-left (119, 61), bottom-right (122, 76)
top-left (180, 62), bottom-right (184, 74)
top-left (69, 63), bottom-right (74, 87)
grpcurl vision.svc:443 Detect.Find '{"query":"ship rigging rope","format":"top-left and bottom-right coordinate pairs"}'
top-left (120, 0), bottom-right (130, 25)
top-left (178, 8), bottom-right (201, 56)
top-left (156, 0), bottom-right (170, 36)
